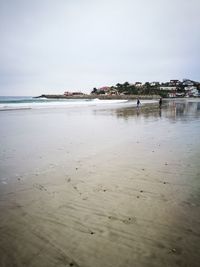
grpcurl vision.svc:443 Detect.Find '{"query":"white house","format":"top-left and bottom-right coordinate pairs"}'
top-left (182, 79), bottom-right (194, 86)
top-left (170, 80), bottom-right (181, 86)
top-left (185, 87), bottom-right (199, 97)
top-left (184, 86), bottom-right (197, 91)
top-left (135, 82), bottom-right (143, 87)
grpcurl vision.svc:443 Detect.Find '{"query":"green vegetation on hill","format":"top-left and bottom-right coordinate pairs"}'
top-left (91, 79), bottom-right (200, 98)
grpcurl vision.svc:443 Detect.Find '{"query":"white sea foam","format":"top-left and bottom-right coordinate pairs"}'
top-left (0, 99), bottom-right (125, 110)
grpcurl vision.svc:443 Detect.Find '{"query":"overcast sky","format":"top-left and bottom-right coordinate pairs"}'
top-left (0, 0), bottom-right (200, 96)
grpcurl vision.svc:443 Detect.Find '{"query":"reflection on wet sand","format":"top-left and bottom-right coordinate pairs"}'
top-left (94, 99), bottom-right (200, 122)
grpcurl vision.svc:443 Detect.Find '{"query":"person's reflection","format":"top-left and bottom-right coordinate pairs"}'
top-left (173, 101), bottom-right (176, 119)
top-left (159, 108), bottom-right (162, 117)
top-left (137, 107), bottom-right (140, 116)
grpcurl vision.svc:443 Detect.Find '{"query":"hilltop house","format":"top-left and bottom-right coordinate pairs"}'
top-left (150, 81), bottom-right (160, 86)
top-left (182, 79), bottom-right (195, 86)
top-left (96, 86), bottom-right (111, 94)
top-left (169, 80), bottom-right (181, 86)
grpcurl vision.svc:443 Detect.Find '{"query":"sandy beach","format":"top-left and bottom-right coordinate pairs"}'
top-left (0, 99), bottom-right (200, 267)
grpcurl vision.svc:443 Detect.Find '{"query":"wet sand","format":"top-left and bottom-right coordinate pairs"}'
top-left (0, 99), bottom-right (200, 267)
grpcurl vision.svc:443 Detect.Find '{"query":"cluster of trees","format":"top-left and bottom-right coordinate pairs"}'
top-left (91, 82), bottom-right (168, 97)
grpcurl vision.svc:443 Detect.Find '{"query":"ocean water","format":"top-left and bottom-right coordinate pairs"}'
top-left (0, 96), bottom-right (157, 110)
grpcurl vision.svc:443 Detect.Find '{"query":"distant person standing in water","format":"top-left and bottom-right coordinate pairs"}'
top-left (159, 97), bottom-right (162, 108)
top-left (137, 98), bottom-right (141, 108)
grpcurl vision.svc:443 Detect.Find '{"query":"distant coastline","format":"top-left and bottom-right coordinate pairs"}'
top-left (35, 94), bottom-right (160, 100)
top-left (36, 79), bottom-right (200, 99)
